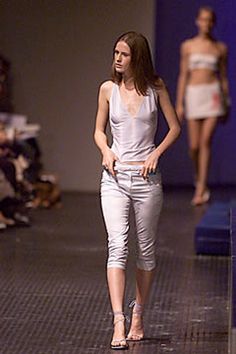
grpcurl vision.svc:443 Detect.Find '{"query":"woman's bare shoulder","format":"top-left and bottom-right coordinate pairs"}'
top-left (180, 38), bottom-right (193, 54)
top-left (100, 80), bottom-right (114, 91)
top-left (216, 41), bottom-right (228, 56)
top-left (154, 77), bottom-right (167, 93)
top-left (99, 80), bottom-right (114, 99)
top-left (181, 37), bottom-right (196, 49)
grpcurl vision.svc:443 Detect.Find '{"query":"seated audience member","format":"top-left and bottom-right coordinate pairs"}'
top-left (0, 53), bottom-right (61, 230)
top-left (0, 124), bottom-right (31, 227)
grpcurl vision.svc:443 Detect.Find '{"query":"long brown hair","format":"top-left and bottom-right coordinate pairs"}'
top-left (111, 31), bottom-right (162, 96)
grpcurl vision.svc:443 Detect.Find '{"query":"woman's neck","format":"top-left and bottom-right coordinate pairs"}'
top-left (122, 74), bottom-right (135, 90)
top-left (197, 32), bottom-right (213, 41)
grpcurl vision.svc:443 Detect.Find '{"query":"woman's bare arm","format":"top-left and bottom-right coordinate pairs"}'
top-left (176, 41), bottom-right (190, 122)
top-left (218, 43), bottom-right (229, 97)
top-left (94, 81), bottom-right (117, 175)
top-left (157, 82), bottom-right (181, 154)
top-left (141, 81), bottom-right (181, 177)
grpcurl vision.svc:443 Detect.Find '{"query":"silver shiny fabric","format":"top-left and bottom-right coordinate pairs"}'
top-left (109, 83), bottom-right (158, 162)
top-left (100, 163), bottom-right (163, 271)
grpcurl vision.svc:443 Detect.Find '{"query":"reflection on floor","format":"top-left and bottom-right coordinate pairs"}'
top-left (0, 187), bottom-right (234, 354)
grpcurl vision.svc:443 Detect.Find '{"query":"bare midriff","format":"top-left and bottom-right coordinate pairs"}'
top-left (120, 161), bottom-right (145, 165)
top-left (188, 69), bottom-right (218, 85)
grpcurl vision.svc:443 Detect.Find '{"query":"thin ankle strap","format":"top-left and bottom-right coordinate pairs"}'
top-left (113, 311), bottom-right (124, 316)
top-left (113, 311), bottom-right (126, 325)
top-left (129, 300), bottom-right (143, 314)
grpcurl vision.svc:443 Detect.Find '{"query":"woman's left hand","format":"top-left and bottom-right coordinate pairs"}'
top-left (218, 95), bottom-right (231, 124)
top-left (141, 150), bottom-right (160, 178)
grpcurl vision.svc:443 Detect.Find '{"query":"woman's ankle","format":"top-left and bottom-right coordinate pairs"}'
top-left (113, 311), bottom-right (126, 324)
top-left (194, 183), bottom-right (208, 196)
top-left (129, 300), bottom-right (144, 315)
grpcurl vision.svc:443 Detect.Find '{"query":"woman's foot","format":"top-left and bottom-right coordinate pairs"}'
top-left (191, 188), bottom-right (210, 206)
top-left (110, 312), bottom-right (129, 350)
top-left (127, 301), bottom-right (144, 341)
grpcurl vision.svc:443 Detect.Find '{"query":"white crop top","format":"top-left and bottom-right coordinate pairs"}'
top-left (188, 53), bottom-right (219, 71)
top-left (109, 83), bottom-right (158, 162)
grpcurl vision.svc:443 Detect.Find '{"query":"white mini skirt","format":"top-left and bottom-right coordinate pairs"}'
top-left (185, 81), bottom-right (225, 119)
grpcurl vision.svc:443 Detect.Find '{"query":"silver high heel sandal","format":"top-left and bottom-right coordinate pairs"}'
top-left (127, 300), bottom-right (144, 341)
top-left (110, 311), bottom-right (129, 350)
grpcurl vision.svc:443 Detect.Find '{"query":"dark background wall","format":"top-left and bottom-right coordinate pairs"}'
top-left (155, 0), bottom-right (236, 185)
top-left (0, 0), bottom-right (155, 191)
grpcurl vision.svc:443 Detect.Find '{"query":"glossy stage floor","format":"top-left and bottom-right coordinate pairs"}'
top-left (0, 187), bottom-right (234, 354)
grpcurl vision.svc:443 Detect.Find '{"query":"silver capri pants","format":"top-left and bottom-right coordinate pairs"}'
top-left (100, 163), bottom-right (163, 271)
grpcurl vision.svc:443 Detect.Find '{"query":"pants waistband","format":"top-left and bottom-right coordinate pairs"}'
top-left (114, 162), bottom-right (143, 171)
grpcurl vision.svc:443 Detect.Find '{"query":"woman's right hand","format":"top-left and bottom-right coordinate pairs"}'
top-left (102, 147), bottom-right (118, 176)
top-left (176, 104), bottom-right (184, 123)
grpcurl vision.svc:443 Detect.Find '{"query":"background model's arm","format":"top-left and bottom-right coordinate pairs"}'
top-left (219, 43), bottom-right (230, 99)
top-left (141, 81), bottom-right (181, 177)
top-left (94, 81), bottom-right (117, 175)
top-left (175, 41), bottom-right (189, 122)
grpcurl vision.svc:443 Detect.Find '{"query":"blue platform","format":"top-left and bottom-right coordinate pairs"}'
top-left (195, 202), bottom-right (231, 256)
top-left (230, 207), bottom-right (236, 354)
top-left (195, 202), bottom-right (236, 352)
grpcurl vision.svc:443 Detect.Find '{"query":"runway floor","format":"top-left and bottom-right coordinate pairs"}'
top-left (0, 187), bottom-right (234, 354)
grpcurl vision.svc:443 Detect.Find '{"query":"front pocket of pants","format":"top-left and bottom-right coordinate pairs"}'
top-left (148, 172), bottom-right (162, 187)
top-left (100, 169), bottom-right (117, 194)
top-left (101, 169), bottom-right (110, 182)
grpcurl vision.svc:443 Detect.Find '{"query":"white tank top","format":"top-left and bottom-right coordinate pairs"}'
top-left (188, 53), bottom-right (218, 72)
top-left (109, 83), bottom-right (158, 162)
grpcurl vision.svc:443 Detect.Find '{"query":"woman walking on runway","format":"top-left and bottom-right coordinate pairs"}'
top-left (94, 31), bottom-right (180, 350)
top-left (176, 6), bottom-right (230, 206)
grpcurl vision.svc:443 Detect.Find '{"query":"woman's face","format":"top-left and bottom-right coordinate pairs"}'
top-left (114, 41), bottom-right (132, 75)
top-left (196, 10), bottom-right (215, 35)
